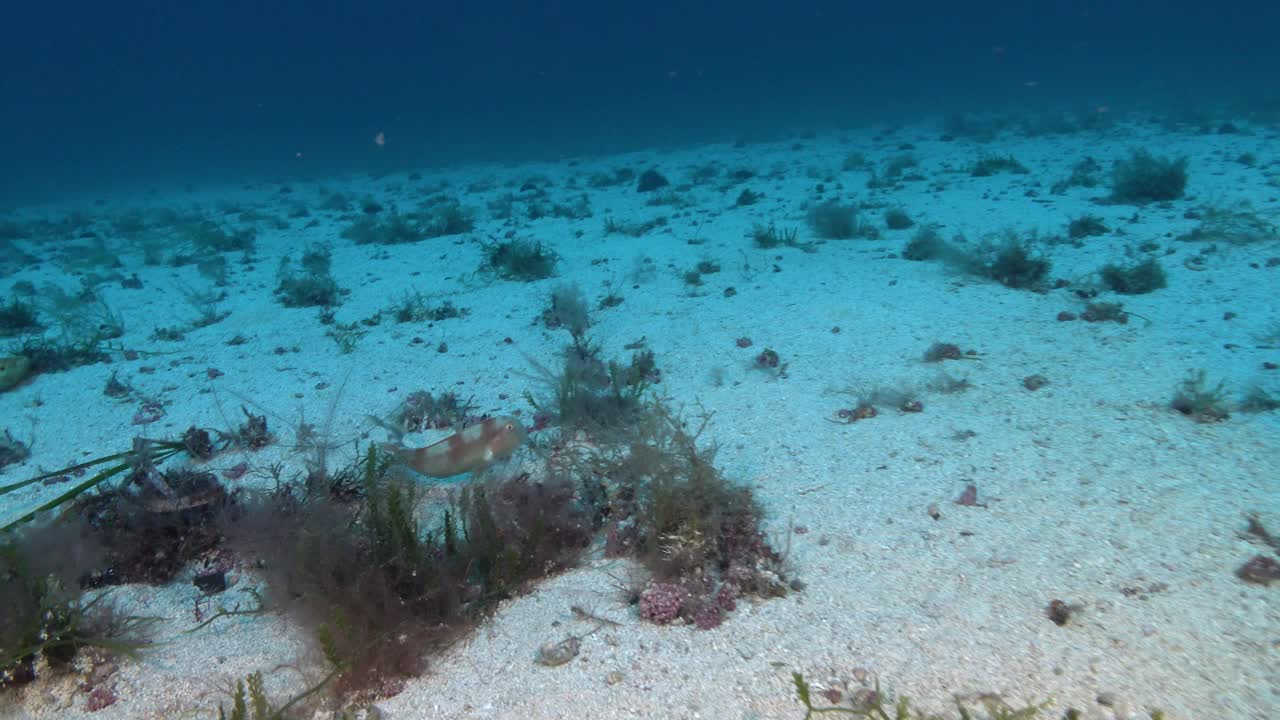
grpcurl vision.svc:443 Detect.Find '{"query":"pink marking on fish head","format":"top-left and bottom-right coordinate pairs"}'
top-left (487, 416), bottom-right (527, 457)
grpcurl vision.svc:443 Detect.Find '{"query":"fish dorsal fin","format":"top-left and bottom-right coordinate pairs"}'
top-left (402, 428), bottom-right (454, 450)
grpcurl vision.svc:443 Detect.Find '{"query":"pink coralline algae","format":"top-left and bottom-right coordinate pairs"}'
top-left (639, 583), bottom-right (686, 625)
top-left (714, 582), bottom-right (739, 612)
top-left (86, 686), bottom-right (117, 712)
top-left (691, 602), bottom-right (723, 630)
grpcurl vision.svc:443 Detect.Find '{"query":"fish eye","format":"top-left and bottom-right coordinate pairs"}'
top-left (504, 423), bottom-right (514, 431)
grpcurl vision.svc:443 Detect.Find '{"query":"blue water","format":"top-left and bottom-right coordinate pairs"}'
top-left (3, 1), bottom-right (1278, 204)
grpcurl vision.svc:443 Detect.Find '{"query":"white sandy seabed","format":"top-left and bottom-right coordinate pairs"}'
top-left (1, 117), bottom-right (1277, 719)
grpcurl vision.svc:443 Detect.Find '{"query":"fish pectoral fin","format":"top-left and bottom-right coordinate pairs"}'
top-left (483, 446), bottom-right (495, 462)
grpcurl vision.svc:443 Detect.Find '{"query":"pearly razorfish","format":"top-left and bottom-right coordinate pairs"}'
top-left (382, 416), bottom-right (527, 478)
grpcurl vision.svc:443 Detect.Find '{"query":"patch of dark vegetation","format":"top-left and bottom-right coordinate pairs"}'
top-left (1237, 554), bottom-right (1280, 586)
top-left (526, 290), bottom-right (659, 432)
top-left (1045, 598), bottom-right (1076, 626)
top-left (527, 341), bottom-right (657, 433)
top-left (925, 372), bottom-right (973, 395)
top-left (865, 154), bottom-right (922, 189)
top-left (0, 220), bottom-right (31, 241)
top-left (341, 212), bottom-right (423, 245)
top-left (1017, 108), bottom-right (1113, 136)
top-left (181, 286), bottom-right (231, 329)
top-left (340, 202), bottom-right (474, 245)
top-left (589, 405), bottom-right (793, 630)
top-left (751, 224), bottom-right (813, 252)
top-left (1239, 386), bottom-right (1280, 414)
top-left (1080, 301), bottom-right (1130, 324)
top-left (1237, 514), bottom-right (1280, 586)
top-left (751, 347), bottom-right (788, 380)
top-left (790, 670), bottom-right (1096, 720)
top-left (276, 244), bottom-right (343, 308)
top-left (1176, 204), bottom-right (1278, 245)
top-left (922, 342), bottom-right (977, 363)
top-left (0, 430), bottom-right (31, 473)
top-left (941, 112), bottom-right (1010, 142)
top-left (1100, 257), bottom-right (1167, 295)
top-left (1050, 156), bottom-right (1104, 194)
top-left (3, 346), bottom-right (787, 708)
top-left (0, 299), bottom-right (41, 338)
top-left (1243, 513), bottom-right (1280, 553)
top-left (74, 465), bottom-right (232, 586)
top-left (1171, 370), bottom-right (1231, 423)
top-left (687, 162), bottom-right (720, 185)
top-left (902, 228), bottom-right (1048, 291)
top-left (422, 199), bottom-right (475, 237)
top-left (870, 156), bottom-right (909, 187)
top-left (884, 208), bottom-right (914, 230)
top-left (1, 525), bottom-right (153, 688)
top-left (829, 382), bottom-right (925, 419)
top-left (151, 326), bottom-right (186, 342)
top-left (841, 151), bottom-right (870, 171)
top-left (227, 443), bottom-right (596, 697)
top-left (806, 201), bottom-right (879, 240)
top-left (544, 193), bottom-right (593, 220)
top-left (319, 191), bottom-right (352, 212)
top-left (602, 215), bottom-right (668, 237)
top-left (1109, 149), bottom-right (1188, 204)
top-left (182, 219), bottom-right (258, 255)
top-left (977, 235), bottom-right (1051, 290)
top-left (969, 153), bottom-right (1029, 177)
top-left (387, 291), bottom-right (468, 324)
top-left (733, 188), bottom-right (762, 207)
top-left (14, 333), bottom-right (113, 375)
top-left (587, 168), bottom-right (635, 188)
top-left (387, 390), bottom-right (478, 434)
top-left (217, 406), bottom-right (276, 452)
top-left (636, 169), bottom-right (670, 193)
top-left (644, 190), bottom-right (692, 209)
top-left (539, 284), bottom-right (592, 340)
top-left (480, 239), bottom-right (558, 282)
top-left (682, 260), bottom-right (721, 288)
top-left (901, 226), bottom-right (954, 262)
top-left (5, 287), bottom-right (123, 376)
top-left (215, 669), bottom-right (312, 720)
top-left (1067, 214), bottom-right (1108, 239)
top-left (323, 319), bottom-right (365, 355)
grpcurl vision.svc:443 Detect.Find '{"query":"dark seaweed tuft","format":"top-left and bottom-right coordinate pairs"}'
top-left (0, 299), bottom-right (42, 338)
top-left (2, 523), bottom-right (152, 687)
top-left (1100, 257), bottom-right (1168, 295)
top-left (275, 244), bottom-right (342, 308)
top-left (1110, 149), bottom-right (1188, 203)
top-left (480, 239), bottom-right (558, 281)
top-left (76, 466), bottom-right (233, 586)
top-left (589, 404), bottom-right (793, 627)
top-left (226, 445), bottom-right (596, 696)
top-left (983, 237), bottom-right (1051, 290)
top-left (526, 343), bottom-right (655, 432)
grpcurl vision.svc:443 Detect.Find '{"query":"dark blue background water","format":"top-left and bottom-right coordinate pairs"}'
top-left (2, 1), bottom-right (1276, 205)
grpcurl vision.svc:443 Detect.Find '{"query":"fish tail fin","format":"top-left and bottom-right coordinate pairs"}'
top-left (366, 414), bottom-right (406, 444)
